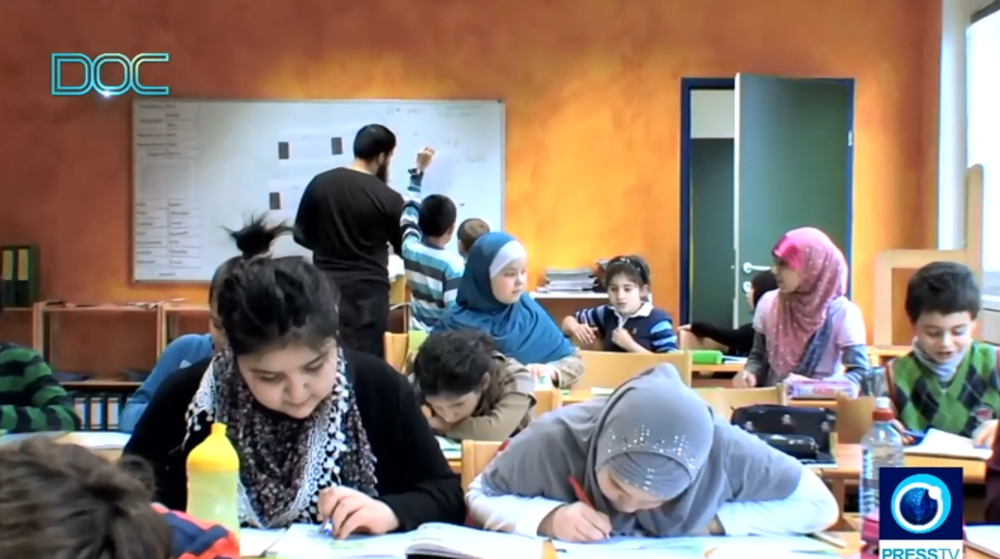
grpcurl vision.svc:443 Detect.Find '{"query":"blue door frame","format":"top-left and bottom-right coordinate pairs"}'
top-left (678, 76), bottom-right (855, 325)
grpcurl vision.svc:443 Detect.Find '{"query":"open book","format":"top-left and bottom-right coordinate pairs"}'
top-left (552, 534), bottom-right (837, 558)
top-left (267, 522), bottom-right (544, 559)
top-left (903, 428), bottom-right (992, 461)
top-left (966, 525), bottom-right (1000, 558)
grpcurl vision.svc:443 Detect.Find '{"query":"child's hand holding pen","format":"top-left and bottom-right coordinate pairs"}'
top-left (318, 487), bottom-right (399, 540)
top-left (538, 477), bottom-right (611, 543)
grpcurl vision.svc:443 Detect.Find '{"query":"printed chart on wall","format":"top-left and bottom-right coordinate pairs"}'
top-left (131, 99), bottom-right (506, 282)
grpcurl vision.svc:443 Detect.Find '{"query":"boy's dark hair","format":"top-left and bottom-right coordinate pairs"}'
top-left (0, 438), bottom-right (172, 559)
top-left (605, 255), bottom-right (650, 287)
top-left (904, 261), bottom-right (981, 323)
top-left (418, 195), bottom-right (458, 238)
top-left (457, 218), bottom-right (490, 251)
top-left (217, 255), bottom-right (341, 356)
top-left (353, 124), bottom-right (397, 161)
top-left (412, 330), bottom-right (498, 397)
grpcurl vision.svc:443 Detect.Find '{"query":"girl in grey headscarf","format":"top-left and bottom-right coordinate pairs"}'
top-left (466, 364), bottom-right (838, 541)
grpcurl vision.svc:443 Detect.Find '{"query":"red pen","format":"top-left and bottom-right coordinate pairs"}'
top-left (568, 476), bottom-right (593, 507)
top-left (568, 476), bottom-right (609, 538)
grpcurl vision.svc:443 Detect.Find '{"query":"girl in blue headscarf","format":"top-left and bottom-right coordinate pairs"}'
top-left (435, 232), bottom-right (583, 388)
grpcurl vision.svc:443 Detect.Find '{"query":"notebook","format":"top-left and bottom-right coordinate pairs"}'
top-left (240, 528), bottom-right (285, 557)
top-left (965, 525), bottom-right (1000, 558)
top-left (552, 534), bottom-right (836, 558)
top-left (436, 436), bottom-right (461, 460)
top-left (267, 522), bottom-right (544, 559)
top-left (903, 428), bottom-right (992, 461)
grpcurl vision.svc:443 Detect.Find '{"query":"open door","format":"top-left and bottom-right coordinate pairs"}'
top-left (733, 73), bottom-right (853, 325)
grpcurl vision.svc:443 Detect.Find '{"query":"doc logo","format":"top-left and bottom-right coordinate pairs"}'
top-left (880, 467), bottom-right (963, 559)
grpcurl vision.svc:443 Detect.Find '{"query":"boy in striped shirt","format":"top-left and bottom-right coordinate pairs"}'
top-left (0, 286), bottom-right (80, 432)
top-left (400, 148), bottom-right (466, 331)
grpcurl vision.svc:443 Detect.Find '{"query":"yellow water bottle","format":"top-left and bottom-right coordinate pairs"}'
top-left (186, 422), bottom-right (240, 537)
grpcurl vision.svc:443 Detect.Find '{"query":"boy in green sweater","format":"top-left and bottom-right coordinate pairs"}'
top-left (884, 261), bottom-right (998, 446)
top-left (0, 285), bottom-right (80, 432)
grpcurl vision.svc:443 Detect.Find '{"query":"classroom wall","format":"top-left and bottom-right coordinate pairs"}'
top-left (0, 0), bottom-right (940, 360)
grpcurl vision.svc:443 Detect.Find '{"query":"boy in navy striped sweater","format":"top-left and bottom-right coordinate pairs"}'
top-left (399, 148), bottom-right (466, 331)
top-left (561, 256), bottom-right (678, 353)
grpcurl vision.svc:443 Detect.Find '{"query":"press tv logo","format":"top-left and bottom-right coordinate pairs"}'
top-left (880, 467), bottom-right (963, 559)
top-left (50, 53), bottom-right (170, 97)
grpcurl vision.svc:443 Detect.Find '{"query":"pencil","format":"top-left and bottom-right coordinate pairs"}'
top-left (810, 532), bottom-right (847, 549)
top-left (567, 476), bottom-right (593, 507)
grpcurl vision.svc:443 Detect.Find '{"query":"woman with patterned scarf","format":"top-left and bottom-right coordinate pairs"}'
top-left (124, 218), bottom-right (465, 537)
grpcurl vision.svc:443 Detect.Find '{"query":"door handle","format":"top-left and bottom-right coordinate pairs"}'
top-left (742, 262), bottom-right (772, 274)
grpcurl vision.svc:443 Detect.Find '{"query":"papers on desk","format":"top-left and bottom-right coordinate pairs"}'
top-left (903, 428), bottom-right (992, 461)
top-left (965, 525), bottom-right (1000, 558)
top-left (240, 528), bottom-right (285, 557)
top-left (0, 430), bottom-right (131, 450)
top-left (437, 436), bottom-right (461, 460)
top-left (267, 522), bottom-right (543, 559)
top-left (552, 535), bottom-right (836, 558)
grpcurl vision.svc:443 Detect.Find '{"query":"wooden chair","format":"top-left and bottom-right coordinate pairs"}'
top-left (835, 394), bottom-right (876, 445)
top-left (695, 386), bottom-right (786, 421)
top-left (578, 351), bottom-right (693, 390)
top-left (534, 387), bottom-right (563, 417)
top-left (460, 440), bottom-right (504, 491)
top-left (384, 332), bottom-right (408, 370)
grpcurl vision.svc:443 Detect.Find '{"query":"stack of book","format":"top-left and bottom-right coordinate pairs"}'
top-left (537, 267), bottom-right (596, 293)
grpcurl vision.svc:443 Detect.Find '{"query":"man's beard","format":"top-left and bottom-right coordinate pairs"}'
top-left (376, 163), bottom-right (388, 183)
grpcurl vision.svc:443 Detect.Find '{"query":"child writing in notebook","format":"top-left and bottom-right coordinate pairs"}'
top-left (0, 437), bottom-right (239, 559)
top-left (466, 364), bottom-right (839, 540)
top-left (409, 329), bottom-right (537, 441)
top-left (561, 255), bottom-right (678, 353)
top-left (883, 261), bottom-right (998, 446)
top-left (733, 227), bottom-right (869, 389)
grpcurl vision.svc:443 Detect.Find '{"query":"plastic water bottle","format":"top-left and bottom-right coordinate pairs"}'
top-left (187, 422), bottom-right (240, 538)
top-left (860, 397), bottom-right (904, 557)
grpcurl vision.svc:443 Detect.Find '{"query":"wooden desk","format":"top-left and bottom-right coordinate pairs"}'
top-left (788, 398), bottom-right (838, 409)
top-left (449, 458), bottom-right (461, 473)
top-left (692, 363), bottom-right (742, 388)
top-left (825, 444), bottom-right (986, 483)
top-left (822, 444), bottom-right (986, 524)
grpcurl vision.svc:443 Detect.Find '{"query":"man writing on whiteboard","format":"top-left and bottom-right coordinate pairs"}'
top-left (293, 124), bottom-right (403, 357)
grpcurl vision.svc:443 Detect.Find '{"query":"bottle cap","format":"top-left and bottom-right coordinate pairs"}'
top-left (187, 422), bottom-right (240, 472)
top-left (873, 397), bottom-right (894, 421)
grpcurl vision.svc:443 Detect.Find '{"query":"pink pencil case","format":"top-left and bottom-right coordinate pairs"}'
top-left (786, 379), bottom-right (859, 400)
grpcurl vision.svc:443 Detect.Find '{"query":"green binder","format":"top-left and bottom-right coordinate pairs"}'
top-left (12, 245), bottom-right (39, 307)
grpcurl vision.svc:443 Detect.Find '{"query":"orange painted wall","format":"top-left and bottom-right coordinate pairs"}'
top-left (0, 0), bottom-right (940, 371)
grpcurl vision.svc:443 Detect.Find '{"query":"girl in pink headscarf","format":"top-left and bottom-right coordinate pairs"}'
top-left (733, 227), bottom-right (869, 388)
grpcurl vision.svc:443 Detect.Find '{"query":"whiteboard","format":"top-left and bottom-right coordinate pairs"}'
top-left (131, 99), bottom-right (505, 282)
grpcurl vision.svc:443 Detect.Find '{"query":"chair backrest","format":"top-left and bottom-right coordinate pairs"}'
top-left (578, 351), bottom-right (693, 390)
top-left (460, 440), bottom-right (504, 491)
top-left (695, 386), bottom-right (786, 420)
top-left (384, 333), bottom-right (408, 370)
top-left (835, 394), bottom-right (876, 445)
top-left (533, 387), bottom-right (564, 417)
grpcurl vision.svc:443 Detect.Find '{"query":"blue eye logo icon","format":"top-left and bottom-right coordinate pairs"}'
top-left (890, 473), bottom-right (952, 534)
